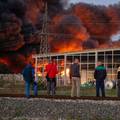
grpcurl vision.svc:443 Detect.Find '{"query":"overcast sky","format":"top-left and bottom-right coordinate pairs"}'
top-left (69, 0), bottom-right (120, 6)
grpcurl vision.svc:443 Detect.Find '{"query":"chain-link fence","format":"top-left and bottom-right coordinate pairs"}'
top-left (0, 74), bottom-right (117, 97)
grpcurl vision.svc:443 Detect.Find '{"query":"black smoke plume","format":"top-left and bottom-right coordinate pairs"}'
top-left (0, 0), bottom-right (120, 73)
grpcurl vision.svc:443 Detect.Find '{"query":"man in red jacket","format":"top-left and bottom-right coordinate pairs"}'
top-left (45, 58), bottom-right (58, 95)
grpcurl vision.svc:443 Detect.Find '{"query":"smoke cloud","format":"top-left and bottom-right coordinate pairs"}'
top-left (0, 0), bottom-right (120, 73)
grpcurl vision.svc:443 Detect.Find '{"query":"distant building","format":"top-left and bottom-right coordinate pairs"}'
top-left (33, 48), bottom-right (120, 86)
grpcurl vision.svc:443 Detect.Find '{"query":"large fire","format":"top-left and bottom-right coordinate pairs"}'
top-left (0, 0), bottom-right (120, 73)
top-left (53, 41), bottom-right (83, 53)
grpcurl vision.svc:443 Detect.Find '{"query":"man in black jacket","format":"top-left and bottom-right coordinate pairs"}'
top-left (117, 66), bottom-right (120, 97)
top-left (94, 61), bottom-right (107, 97)
top-left (70, 58), bottom-right (80, 97)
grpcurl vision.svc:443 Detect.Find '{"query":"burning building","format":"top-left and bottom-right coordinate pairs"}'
top-left (33, 47), bottom-right (120, 86)
top-left (0, 0), bottom-right (120, 73)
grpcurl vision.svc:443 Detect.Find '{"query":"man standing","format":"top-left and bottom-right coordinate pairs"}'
top-left (45, 58), bottom-right (58, 95)
top-left (70, 58), bottom-right (80, 97)
top-left (117, 66), bottom-right (120, 97)
top-left (22, 60), bottom-right (34, 98)
top-left (94, 61), bottom-right (107, 97)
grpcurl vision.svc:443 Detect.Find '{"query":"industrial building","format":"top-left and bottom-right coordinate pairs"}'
top-left (33, 48), bottom-right (120, 86)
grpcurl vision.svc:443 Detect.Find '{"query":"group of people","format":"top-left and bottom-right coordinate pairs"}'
top-left (22, 58), bottom-right (120, 98)
top-left (22, 58), bottom-right (58, 98)
top-left (69, 58), bottom-right (106, 97)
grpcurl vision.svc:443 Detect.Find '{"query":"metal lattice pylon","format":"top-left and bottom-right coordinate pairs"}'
top-left (39, 2), bottom-right (50, 56)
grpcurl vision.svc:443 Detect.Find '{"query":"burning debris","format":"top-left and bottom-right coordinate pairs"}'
top-left (0, 0), bottom-right (120, 73)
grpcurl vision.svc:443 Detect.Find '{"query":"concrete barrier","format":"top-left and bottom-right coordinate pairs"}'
top-left (0, 74), bottom-right (24, 94)
top-left (0, 74), bottom-right (23, 81)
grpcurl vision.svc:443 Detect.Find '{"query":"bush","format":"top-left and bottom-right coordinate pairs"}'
top-left (37, 77), bottom-right (46, 90)
top-left (31, 76), bottom-right (46, 90)
top-left (81, 81), bottom-right (95, 88)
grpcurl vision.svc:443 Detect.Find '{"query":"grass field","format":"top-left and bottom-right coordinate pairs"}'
top-left (0, 84), bottom-right (117, 97)
top-left (0, 78), bottom-right (117, 96)
top-left (38, 86), bottom-right (117, 97)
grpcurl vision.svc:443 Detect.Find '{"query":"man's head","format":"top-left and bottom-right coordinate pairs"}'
top-left (97, 61), bottom-right (102, 66)
top-left (51, 58), bottom-right (56, 64)
top-left (74, 58), bottom-right (79, 64)
top-left (26, 57), bottom-right (34, 66)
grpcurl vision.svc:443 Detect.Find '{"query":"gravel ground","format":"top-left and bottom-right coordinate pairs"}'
top-left (0, 97), bottom-right (120, 120)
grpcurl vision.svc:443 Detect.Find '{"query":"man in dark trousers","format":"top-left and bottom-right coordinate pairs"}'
top-left (117, 66), bottom-right (120, 97)
top-left (45, 58), bottom-right (58, 95)
top-left (94, 61), bottom-right (107, 97)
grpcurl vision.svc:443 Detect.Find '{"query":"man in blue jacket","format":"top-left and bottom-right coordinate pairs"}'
top-left (22, 61), bottom-right (34, 98)
top-left (94, 61), bottom-right (107, 97)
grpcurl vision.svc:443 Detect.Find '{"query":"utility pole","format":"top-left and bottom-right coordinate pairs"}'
top-left (36, 2), bottom-right (49, 81)
top-left (34, 2), bottom-right (49, 81)
top-left (39, 2), bottom-right (50, 56)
